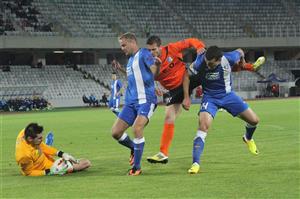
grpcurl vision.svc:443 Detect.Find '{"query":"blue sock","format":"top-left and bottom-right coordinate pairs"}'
top-left (118, 133), bottom-right (134, 151)
top-left (245, 123), bottom-right (256, 140)
top-left (192, 130), bottom-right (207, 164)
top-left (133, 138), bottom-right (145, 170)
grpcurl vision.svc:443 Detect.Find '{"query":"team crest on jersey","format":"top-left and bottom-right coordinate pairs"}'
top-left (167, 57), bottom-right (173, 63)
top-left (206, 72), bottom-right (220, 80)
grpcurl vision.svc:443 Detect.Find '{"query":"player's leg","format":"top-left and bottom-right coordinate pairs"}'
top-left (189, 98), bottom-right (218, 174)
top-left (129, 103), bottom-right (156, 175)
top-left (233, 57), bottom-right (265, 72)
top-left (222, 92), bottom-right (259, 155)
top-left (112, 105), bottom-right (135, 162)
top-left (147, 103), bottom-right (181, 164)
top-left (115, 97), bottom-right (120, 111)
top-left (111, 99), bottom-right (120, 116)
top-left (72, 159), bottom-right (91, 172)
top-left (239, 108), bottom-right (260, 155)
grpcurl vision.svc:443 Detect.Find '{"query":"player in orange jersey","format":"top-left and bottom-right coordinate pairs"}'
top-left (146, 36), bottom-right (265, 164)
top-left (146, 36), bottom-right (205, 163)
top-left (15, 123), bottom-right (91, 176)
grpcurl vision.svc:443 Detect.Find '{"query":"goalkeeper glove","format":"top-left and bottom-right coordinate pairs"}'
top-left (57, 151), bottom-right (78, 163)
top-left (47, 160), bottom-right (68, 176)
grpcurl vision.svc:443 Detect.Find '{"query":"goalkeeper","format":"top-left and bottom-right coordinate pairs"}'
top-left (15, 123), bottom-right (91, 176)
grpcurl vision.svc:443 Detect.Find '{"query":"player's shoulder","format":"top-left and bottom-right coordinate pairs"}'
top-left (223, 50), bottom-right (240, 59)
top-left (139, 48), bottom-right (151, 55)
top-left (16, 142), bottom-right (32, 160)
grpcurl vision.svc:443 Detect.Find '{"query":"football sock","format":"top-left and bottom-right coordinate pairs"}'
top-left (245, 123), bottom-right (257, 140)
top-left (133, 137), bottom-right (145, 170)
top-left (192, 130), bottom-right (207, 164)
top-left (118, 133), bottom-right (134, 151)
top-left (243, 63), bottom-right (254, 71)
top-left (159, 123), bottom-right (175, 156)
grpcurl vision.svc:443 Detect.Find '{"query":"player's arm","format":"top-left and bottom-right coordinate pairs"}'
top-left (18, 157), bottom-right (47, 176)
top-left (223, 49), bottom-right (244, 70)
top-left (143, 49), bottom-right (161, 78)
top-left (154, 81), bottom-right (164, 96)
top-left (150, 57), bottom-right (161, 78)
top-left (182, 70), bottom-right (191, 110)
top-left (112, 60), bottom-right (126, 74)
top-left (171, 38), bottom-right (206, 54)
top-left (40, 142), bottom-right (78, 163)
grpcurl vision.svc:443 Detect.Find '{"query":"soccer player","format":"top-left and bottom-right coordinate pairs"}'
top-left (108, 71), bottom-right (123, 116)
top-left (146, 36), bottom-right (206, 164)
top-left (111, 32), bottom-right (161, 175)
top-left (15, 123), bottom-right (91, 176)
top-left (185, 46), bottom-right (260, 174)
top-left (146, 36), bottom-right (265, 164)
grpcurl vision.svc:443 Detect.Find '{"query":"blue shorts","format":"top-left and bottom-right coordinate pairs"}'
top-left (200, 92), bottom-right (248, 118)
top-left (118, 102), bottom-right (157, 126)
top-left (108, 97), bottom-right (120, 109)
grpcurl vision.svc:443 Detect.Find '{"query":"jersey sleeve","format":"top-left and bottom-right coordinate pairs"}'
top-left (193, 53), bottom-right (204, 72)
top-left (40, 142), bottom-right (58, 156)
top-left (142, 49), bottom-right (155, 69)
top-left (169, 38), bottom-right (205, 53)
top-left (18, 157), bottom-right (46, 176)
top-left (223, 50), bottom-right (242, 67)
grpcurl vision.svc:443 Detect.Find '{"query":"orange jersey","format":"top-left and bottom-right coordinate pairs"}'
top-left (15, 130), bottom-right (58, 176)
top-left (155, 38), bottom-right (205, 90)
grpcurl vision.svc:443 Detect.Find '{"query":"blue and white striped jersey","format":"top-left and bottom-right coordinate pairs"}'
top-left (125, 48), bottom-right (157, 105)
top-left (110, 79), bottom-right (122, 99)
top-left (193, 50), bottom-right (241, 97)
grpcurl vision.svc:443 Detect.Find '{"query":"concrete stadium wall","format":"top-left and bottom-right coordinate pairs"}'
top-left (1, 36), bottom-right (299, 49)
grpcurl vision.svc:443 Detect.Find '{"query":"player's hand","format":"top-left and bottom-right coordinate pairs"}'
top-left (182, 97), bottom-right (191, 111)
top-left (112, 59), bottom-right (122, 70)
top-left (197, 48), bottom-right (205, 55)
top-left (48, 159), bottom-right (68, 175)
top-left (62, 153), bottom-right (78, 163)
top-left (154, 56), bottom-right (162, 66)
top-left (155, 88), bottom-right (163, 96)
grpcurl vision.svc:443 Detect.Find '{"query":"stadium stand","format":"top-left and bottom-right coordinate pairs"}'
top-left (1, 0), bottom-right (59, 36)
top-left (78, 64), bottom-right (126, 89)
top-left (2, 0), bottom-right (298, 38)
top-left (0, 65), bottom-right (109, 101)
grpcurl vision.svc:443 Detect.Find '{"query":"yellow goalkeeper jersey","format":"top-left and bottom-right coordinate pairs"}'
top-left (15, 129), bottom-right (58, 176)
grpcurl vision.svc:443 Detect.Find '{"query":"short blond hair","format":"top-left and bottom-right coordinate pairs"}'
top-left (119, 32), bottom-right (137, 42)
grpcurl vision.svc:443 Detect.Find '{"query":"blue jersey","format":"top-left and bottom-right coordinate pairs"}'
top-left (110, 79), bottom-right (122, 99)
top-left (193, 50), bottom-right (241, 97)
top-left (125, 48), bottom-right (157, 105)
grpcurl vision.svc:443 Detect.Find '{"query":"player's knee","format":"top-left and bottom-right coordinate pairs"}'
top-left (132, 125), bottom-right (143, 137)
top-left (199, 123), bottom-right (210, 132)
top-left (111, 126), bottom-right (122, 140)
top-left (82, 159), bottom-right (91, 169)
top-left (250, 116), bottom-right (259, 126)
top-left (164, 114), bottom-right (175, 123)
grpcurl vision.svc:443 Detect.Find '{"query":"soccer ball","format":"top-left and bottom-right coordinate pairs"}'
top-left (53, 158), bottom-right (74, 175)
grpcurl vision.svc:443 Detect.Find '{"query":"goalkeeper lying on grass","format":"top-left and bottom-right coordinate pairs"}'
top-left (15, 123), bottom-right (91, 176)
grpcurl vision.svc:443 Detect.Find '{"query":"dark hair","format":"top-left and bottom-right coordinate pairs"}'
top-left (24, 123), bottom-right (43, 139)
top-left (112, 71), bottom-right (116, 75)
top-left (146, 35), bottom-right (162, 46)
top-left (119, 32), bottom-right (137, 42)
top-left (205, 46), bottom-right (223, 61)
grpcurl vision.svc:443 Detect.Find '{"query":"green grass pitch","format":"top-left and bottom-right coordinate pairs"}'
top-left (1, 98), bottom-right (299, 199)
